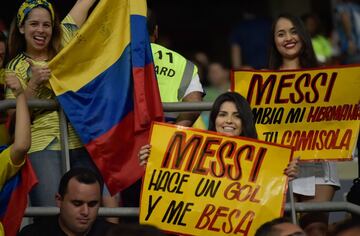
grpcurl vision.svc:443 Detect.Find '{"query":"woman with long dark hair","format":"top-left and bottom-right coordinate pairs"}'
top-left (139, 92), bottom-right (298, 179)
top-left (268, 14), bottom-right (319, 70)
top-left (5, 1), bottom-right (120, 219)
top-left (208, 92), bottom-right (258, 139)
top-left (267, 13), bottom-right (340, 235)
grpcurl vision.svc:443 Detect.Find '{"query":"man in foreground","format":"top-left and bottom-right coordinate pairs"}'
top-left (19, 168), bottom-right (114, 235)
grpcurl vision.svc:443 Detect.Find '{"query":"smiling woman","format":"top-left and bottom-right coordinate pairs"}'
top-left (5, 0), bottom-right (103, 209)
top-left (274, 17), bottom-right (303, 64)
top-left (214, 101), bottom-right (243, 136)
top-left (267, 13), bottom-right (340, 236)
top-left (268, 14), bottom-right (318, 70)
top-left (19, 7), bottom-right (54, 60)
top-left (139, 92), bottom-right (299, 181)
top-left (208, 92), bottom-right (258, 139)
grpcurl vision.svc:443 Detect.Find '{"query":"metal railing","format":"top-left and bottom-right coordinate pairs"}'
top-left (23, 202), bottom-right (360, 217)
top-left (2, 99), bottom-right (359, 218)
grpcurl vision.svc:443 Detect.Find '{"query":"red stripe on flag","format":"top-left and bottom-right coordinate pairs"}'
top-left (85, 112), bottom-right (148, 195)
top-left (133, 63), bottom-right (164, 132)
top-left (3, 159), bottom-right (38, 236)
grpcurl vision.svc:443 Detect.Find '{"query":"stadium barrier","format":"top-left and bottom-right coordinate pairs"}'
top-left (1, 99), bottom-right (359, 218)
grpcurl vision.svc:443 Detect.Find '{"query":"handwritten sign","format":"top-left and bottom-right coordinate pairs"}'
top-left (140, 122), bottom-right (293, 236)
top-left (232, 66), bottom-right (360, 161)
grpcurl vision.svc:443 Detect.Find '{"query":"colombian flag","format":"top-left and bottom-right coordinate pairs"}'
top-left (0, 153), bottom-right (37, 236)
top-left (49, 0), bottom-right (163, 194)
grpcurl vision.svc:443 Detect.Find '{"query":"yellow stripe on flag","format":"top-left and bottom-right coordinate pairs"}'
top-left (130, 0), bottom-right (147, 16)
top-left (49, 0), bottom-right (131, 95)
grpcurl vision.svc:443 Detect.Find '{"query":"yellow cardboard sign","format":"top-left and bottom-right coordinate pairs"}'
top-left (140, 122), bottom-right (293, 236)
top-left (232, 66), bottom-right (360, 161)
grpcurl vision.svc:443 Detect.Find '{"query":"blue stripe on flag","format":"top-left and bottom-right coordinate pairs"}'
top-left (0, 174), bottom-right (20, 217)
top-left (130, 15), bottom-right (153, 67)
top-left (58, 45), bottom-right (133, 144)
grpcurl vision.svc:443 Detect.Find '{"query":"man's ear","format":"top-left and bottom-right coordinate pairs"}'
top-left (55, 193), bottom-right (62, 208)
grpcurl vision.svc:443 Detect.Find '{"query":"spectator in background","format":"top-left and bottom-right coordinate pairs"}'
top-left (334, 0), bottom-right (360, 64)
top-left (193, 62), bottom-right (229, 129)
top-left (230, 3), bottom-right (271, 69)
top-left (205, 62), bottom-right (230, 102)
top-left (302, 13), bottom-right (334, 65)
top-left (192, 51), bottom-right (210, 87)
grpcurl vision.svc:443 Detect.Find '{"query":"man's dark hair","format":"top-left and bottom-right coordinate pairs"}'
top-left (255, 217), bottom-right (292, 236)
top-left (332, 219), bottom-right (360, 235)
top-left (58, 167), bottom-right (104, 197)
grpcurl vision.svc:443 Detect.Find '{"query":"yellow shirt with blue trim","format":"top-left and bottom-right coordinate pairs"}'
top-left (5, 15), bottom-right (83, 153)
